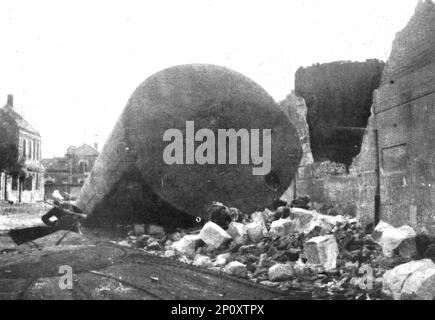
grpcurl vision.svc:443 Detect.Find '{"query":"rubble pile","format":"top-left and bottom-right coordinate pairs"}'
top-left (116, 201), bottom-right (435, 300)
top-left (382, 259), bottom-right (435, 300)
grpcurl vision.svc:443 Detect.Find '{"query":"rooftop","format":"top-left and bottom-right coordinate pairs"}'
top-left (66, 143), bottom-right (99, 157)
top-left (0, 95), bottom-right (40, 137)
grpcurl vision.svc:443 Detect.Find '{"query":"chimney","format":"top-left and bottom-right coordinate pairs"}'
top-left (94, 142), bottom-right (98, 151)
top-left (6, 94), bottom-right (13, 108)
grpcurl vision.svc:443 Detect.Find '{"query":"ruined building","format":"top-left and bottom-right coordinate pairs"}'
top-left (295, 59), bottom-right (385, 167)
top-left (0, 95), bottom-right (44, 203)
top-left (370, 0), bottom-right (435, 233)
top-left (283, 0), bottom-right (435, 234)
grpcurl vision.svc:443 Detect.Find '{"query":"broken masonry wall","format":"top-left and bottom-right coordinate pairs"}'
top-left (295, 59), bottom-right (384, 167)
top-left (279, 92), bottom-right (314, 168)
top-left (371, 0), bottom-right (435, 234)
top-left (279, 92), bottom-right (314, 202)
top-left (348, 107), bottom-right (378, 226)
top-left (280, 93), bottom-right (364, 219)
top-left (281, 59), bottom-right (384, 221)
top-left (282, 1), bottom-right (435, 234)
top-left (280, 96), bottom-right (379, 225)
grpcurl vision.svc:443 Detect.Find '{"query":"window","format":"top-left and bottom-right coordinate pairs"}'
top-left (79, 161), bottom-right (88, 173)
top-left (24, 175), bottom-right (33, 191)
top-left (35, 174), bottom-right (39, 190)
top-left (28, 140), bottom-right (32, 159)
top-left (23, 139), bottom-right (27, 158)
top-left (33, 140), bottom-right (37, 160)
top-left (12, 177), bottom-right (18, 191)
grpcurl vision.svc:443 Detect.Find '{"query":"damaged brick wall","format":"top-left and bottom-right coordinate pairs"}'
top-left (371, 0), bottom-right (435, 233)
top-left (280, 93), bottom-right (363, 220)
top-left (295, 60), bottom-right (384, 167)
top-left (282, 1), bottom-right (435, 234)
top-left (280, 92), bottom-right (314, 169)
top-left (281, 60), bottom-right (384, 221)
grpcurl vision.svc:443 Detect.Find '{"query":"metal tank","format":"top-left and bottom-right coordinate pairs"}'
top-left (77, 64), bottom-right (302, 227)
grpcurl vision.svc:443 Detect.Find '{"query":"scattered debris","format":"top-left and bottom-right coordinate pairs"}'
top-left (193, 254), bottom-right (213, 268)
top-left (206, 202), bottom-right (233, 229)
top-left (382, 259), bottom-right (435, 300)
top-left (372, 221), bottom-right (417, 258)
top-left (288, 208), bottom-right (316, 234)
top-left (147, 241), bottom-right (161, 251)
top-left (290, 194), bottom-right (311, 210)
top-left (172, 234), bottom-right (203, 257)
top-left (251, 211), bottom-right (269, 224)
top-left (148, 224), bottom-right (166, 237)
top-left (224, 261), bottom-right (247, 278)
top-left (246, 220), bottom-right (268, 242)
top-left (269, 219), bottom-right (293, 238)
top-left (304, 235), bottom-right (339, 271)
top-left (227, 222), bottom-right (248, 245)
top-left (214, 253), bottom-right (231, 267)
top-left (199, 222), bottom-right (232, 250)
top-left (169, 232), bottom-right (182, 242)
top-left (268, 263), bottom-right (295, 282)
top-left (164, 250), bottom-right (176, 258)
top-left (274, 206), bottom-right (291, 220)
top-left (113, 201), bottom-right (435, 300)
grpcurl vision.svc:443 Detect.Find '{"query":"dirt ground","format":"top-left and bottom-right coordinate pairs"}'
top-left (0, 230), bottom-right (305, 300)
top-left (0, 203), bottom-right (49, 232)
top-left (0, 204), bottom-right (306, 300)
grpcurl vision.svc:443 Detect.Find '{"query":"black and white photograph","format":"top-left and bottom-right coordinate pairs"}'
top-left (0, 0), bottom-right (434, 306)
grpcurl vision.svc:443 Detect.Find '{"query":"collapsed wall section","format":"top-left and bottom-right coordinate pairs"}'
top-left (295, 60), bottom-right (384, 167)
top-left (280, 93), bottom-right (374, 222)
top-left (281, 60), bottom-right (384, 221)
top-left (282, 1), bottom-right (435, 234)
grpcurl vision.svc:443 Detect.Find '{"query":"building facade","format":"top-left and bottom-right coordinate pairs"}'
top-left (0, 94), bottom-right (44, 203)
top-left (42, 143), bottom-right (99, 199)
top-left (370, 0), bottom-right (435, 233)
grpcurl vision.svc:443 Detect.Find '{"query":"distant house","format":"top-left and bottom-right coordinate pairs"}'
top-left (41, 143), bottom-right (99, 199)
top-left (0, 94), bottom-right (44, 203)
top-left (65, 143), bottom-right (99, 177)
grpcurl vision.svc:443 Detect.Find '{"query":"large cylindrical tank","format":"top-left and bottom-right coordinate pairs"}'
top-left (77, 64), bottom-right (302, 227)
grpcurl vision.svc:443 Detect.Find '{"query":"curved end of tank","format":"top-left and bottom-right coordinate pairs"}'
top-left (78, 63), bottom-right (302, 225)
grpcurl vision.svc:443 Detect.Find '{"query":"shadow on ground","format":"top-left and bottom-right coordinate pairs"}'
top-left (0, 230), bottom-right (311, 300)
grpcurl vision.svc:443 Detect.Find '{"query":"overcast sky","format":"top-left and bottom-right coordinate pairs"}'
top-left (0, 0), bottom-right (419, 158)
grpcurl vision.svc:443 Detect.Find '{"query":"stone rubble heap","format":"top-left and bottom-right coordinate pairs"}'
top-left (382, 259), bottom-right (435, 300)
top-left (116, 202), bottom-right (435, 300)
